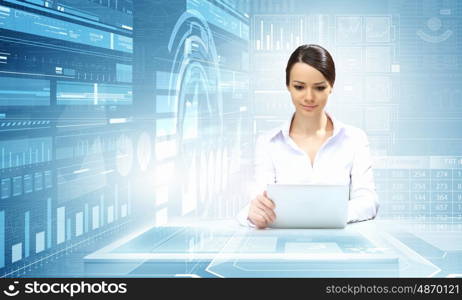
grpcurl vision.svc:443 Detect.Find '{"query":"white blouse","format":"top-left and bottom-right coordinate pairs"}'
top-left (237, 111), bottom-right (380, 226)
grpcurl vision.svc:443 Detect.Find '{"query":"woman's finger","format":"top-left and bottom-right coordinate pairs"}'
top-left (251, 214), bottom-right (267, 228)
top-left (251, 206), bottom-right (271, 225)
top-left (256, 203), bottom-right (276, 222)
top-left (258, 194), bottom-right (276, 210)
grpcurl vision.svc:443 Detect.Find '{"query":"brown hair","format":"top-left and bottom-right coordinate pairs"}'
top-left (285, 44), bottom-right (336, 87)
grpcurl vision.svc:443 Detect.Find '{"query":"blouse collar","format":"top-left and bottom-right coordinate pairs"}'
top-left (274, 110), bottom-right (345, 142)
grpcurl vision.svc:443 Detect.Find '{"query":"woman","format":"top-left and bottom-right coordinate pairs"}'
top-left (238, 44), bottom-right (379, 229)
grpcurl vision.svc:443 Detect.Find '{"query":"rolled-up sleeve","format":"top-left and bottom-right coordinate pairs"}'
top-left (347, 129), bottom-right (380, 223)
top-left (236, 134), bottom-right (276, 227)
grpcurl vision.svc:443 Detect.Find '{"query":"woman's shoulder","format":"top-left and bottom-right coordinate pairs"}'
top-left (327, 111), bottom-right (368, 141)
top-left (336, 119), bottom-right (369, 142)
top-left (256, 124), bottom-right (285, 144)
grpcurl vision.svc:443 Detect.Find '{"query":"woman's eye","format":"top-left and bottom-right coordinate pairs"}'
top-left (294, 85), bottom-right (303, 90)
top-left (316, 86), bottom-right (326, 91)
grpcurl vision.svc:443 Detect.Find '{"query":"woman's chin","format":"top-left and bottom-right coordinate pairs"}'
top-left (297, 108), bottom-right (321, 115)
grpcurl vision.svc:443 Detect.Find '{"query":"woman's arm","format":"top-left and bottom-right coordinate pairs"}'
top-left (348, 129), bottom-right (380, 223)
top-left (236, 134), bottom-right (276, 227)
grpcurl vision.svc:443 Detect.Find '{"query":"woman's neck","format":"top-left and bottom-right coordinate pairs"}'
top-left (290, 111), bottom-right (331, 137)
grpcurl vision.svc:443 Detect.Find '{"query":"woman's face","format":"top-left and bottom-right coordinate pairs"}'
top-left (287, 62), bottom-right (332, 116)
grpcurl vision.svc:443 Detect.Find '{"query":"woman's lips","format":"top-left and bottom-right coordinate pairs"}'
top-left (301, 104), bottom-right (318, 111)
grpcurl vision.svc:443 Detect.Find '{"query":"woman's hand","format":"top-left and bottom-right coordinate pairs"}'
top-left (248, 191), bottom-right (276, 229)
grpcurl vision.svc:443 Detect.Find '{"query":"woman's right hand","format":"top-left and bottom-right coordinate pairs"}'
top-left (248, 191), bottom-right (276, 229)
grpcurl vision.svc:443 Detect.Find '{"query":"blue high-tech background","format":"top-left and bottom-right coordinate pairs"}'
top-left (0, 0), bottom-right (461, 277)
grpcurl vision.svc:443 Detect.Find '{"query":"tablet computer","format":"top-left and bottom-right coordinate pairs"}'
top-left (267, 184), bottom-right (349, 229)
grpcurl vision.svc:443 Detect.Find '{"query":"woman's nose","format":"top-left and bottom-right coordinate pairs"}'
top-left (303, 88), bottom-right (314, 102)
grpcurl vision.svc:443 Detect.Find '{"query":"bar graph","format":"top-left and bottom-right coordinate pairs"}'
top-left (25, 211), bottom-right (30, 258)
top-left (0, 210), bottom-right (4, 268)
top-left (0, 137), bottom-right (52, 170)
top-left (47, 197), bottom-right (51, 249)
top-left (12, 243), bottom-right (22, 263)
top-left (84, 204), bottom-right (89, 233)
top-left (57, 206), bottom-right (65, 244)
top-left (66, 218), bottom-right (71, 241)
top-left (107, 205), bottom-right (114, 224)
top-left (127, 183), bottom-right (131, 215)
top-left (254, 15), bottom-right (305, 52)
top-left (35, 231), bottom-right (45, 253)
top-left (100, 194), bottom-right (105, 228)
top-left (75, 211), bottom-right (83, 237)
top-left (92, 205), bottom-right (100, 230)
top-left (114, 184), bottom-right (119, 222)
